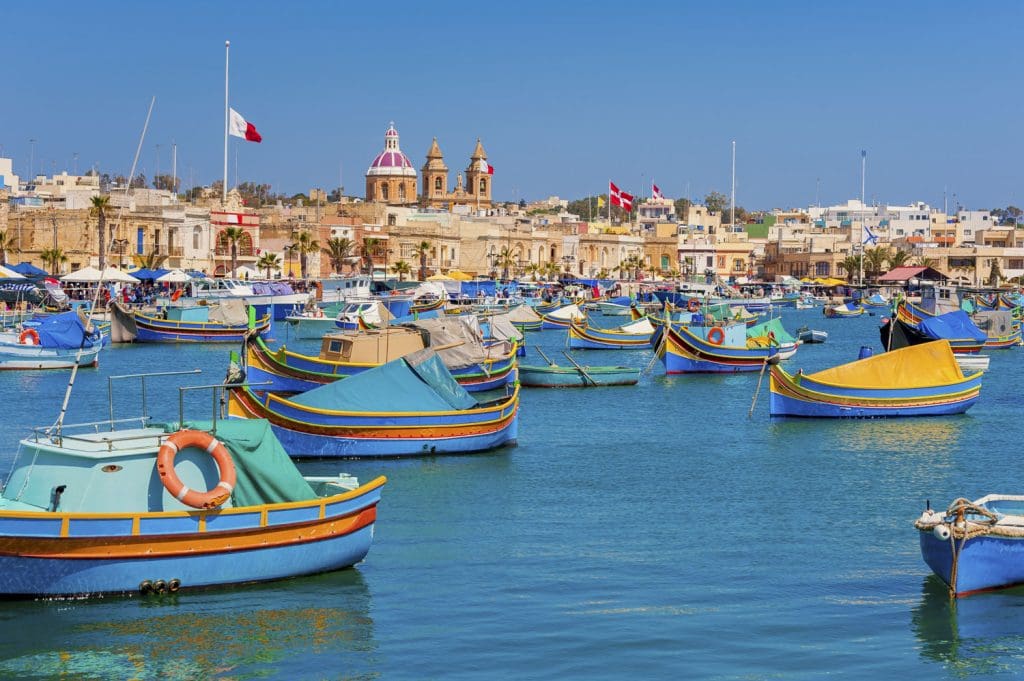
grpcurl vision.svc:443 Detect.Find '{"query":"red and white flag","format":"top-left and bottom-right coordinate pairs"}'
top-left (609, 181), bottom-right (634, 212)
top-left (479, 159), bottom-right (494, 175)
top-left (229, 108), bottom-right (262, 143)
top-left (652, 183), bottom-right (662, 199)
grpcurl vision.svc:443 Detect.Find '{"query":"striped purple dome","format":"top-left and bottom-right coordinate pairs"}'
top-left (366, 123), bottom-right (417, 177)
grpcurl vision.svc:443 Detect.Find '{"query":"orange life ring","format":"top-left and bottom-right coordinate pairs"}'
top-left (707, 327), bottom-right (726, 345)
top-left (157, 430), bottom-right (237, 510)
top-left (171, 289), bottom-right (184, 302)
top-left (687, 298), bottom-right (700, 313)
top-left (18, 328), bottom-right (40, 346)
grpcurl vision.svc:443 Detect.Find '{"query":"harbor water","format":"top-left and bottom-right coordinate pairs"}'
top-left (0, 307), bottom-right (1021, 679)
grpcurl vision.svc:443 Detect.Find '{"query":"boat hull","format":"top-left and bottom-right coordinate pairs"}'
top-left (654, 324), bottom-right (779, 373)
top-left (567, 322), bottom-right (652, 349)
top-left (918, 531), bottom-right (1024, 597)
top-left (132, 313), bottom-right (271, 343)
top-left (0, 344), bottom-right (101, 370)
top-left (519, 365), bottom-right (639, 387)
top-left (0, 479), bottom-right (384, 597)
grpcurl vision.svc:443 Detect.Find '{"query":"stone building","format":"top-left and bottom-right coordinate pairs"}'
top-left (364, 123), bottom-right (418, 206)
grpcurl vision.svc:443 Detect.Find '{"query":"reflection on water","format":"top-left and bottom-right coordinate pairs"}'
top-left (0, 568), bottom-right (376, 680)
top-left (912, 575), bottom-right (1024, 677)
top-left (769, 416), bottom-right (964, 455)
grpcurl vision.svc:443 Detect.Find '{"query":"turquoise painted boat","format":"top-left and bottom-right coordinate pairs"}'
top-left (518, 363), bottom-right (640, 387)
top-left (0, 373), bottom-right (385, 598)
top-left (227, 348), bottom-right (519, 457)
top-left (769, 340), bottom-right (982, 418)
top-left (915, 494), bottom-right (1024, 597)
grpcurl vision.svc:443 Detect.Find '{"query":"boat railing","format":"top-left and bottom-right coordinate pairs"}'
top-left (177, 381), bottom-right (272, 435)
top-left (108, 369), bottom-right (203, 427)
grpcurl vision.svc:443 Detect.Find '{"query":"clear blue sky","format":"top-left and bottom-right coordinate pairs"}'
top-left (2, 0), bottom-right (1021, 211)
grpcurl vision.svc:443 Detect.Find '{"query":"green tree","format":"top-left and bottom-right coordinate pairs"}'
top-left (361, 237), bottom-right (381, 275)
top-left (90, 195), bottom-right (111, 269)
top-left (258, 252), bottom-right (281, 279)
top-left (292, 230), bottom-right (320, 280)
top-left (152, 175), bottom-right (180, 193)
top-left (674, 198), bottom-right (692, 221)
top-left (887, 248), bottom-right (912, 270)
top-left (222, 226), bottom-right (246, 277)
top-left (840, 254), bottom-right (862, 281)
top-left (412, 240), bottom-right (431, 281)
top-left (496, 246), bottom-right (515, 281)
top-left (322, 237), bottom-right (355, 275)
top-left (704, 191), bottom-right (728, 215)
top-left (863, 246), bottom-right (891, 281)
top-left (916, 256), bottom-right (938, 268)
top-left (390, 260), bottom-right (412, 281)
top-left (40, 248), bottom-right (67, 275)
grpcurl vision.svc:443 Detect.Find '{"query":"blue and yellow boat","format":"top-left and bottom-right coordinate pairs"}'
top-left (109, 300), bottom-right (270, 343)
top-left (823, 302), bottom-right (865, 318)
top-left (540, 303), bottom-right (585, 330)
top-left (769, 340), bottom-right (982, 418)
top-left (228, 348), bottom-right (519, 457)
top-left (651, 322), bottom-right (780, 373)
top-left (567, 317), bottom-right (654, 349)
top-left (0, 379), bottom-right (384, 598)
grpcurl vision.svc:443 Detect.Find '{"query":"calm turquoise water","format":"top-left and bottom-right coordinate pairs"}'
top-left (0, 309), bottom-right (1022, 679)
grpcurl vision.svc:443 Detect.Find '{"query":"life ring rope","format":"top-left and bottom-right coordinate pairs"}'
top-left (157, 430), bottom-right (237, 510)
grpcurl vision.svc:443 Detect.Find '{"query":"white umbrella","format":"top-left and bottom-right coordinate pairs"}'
top-left (61, 266), bottom-right (104, 282)
top-left (98, 267), bottom-right (140, 283)
top-left (156, 269), bottom-right (192, 283)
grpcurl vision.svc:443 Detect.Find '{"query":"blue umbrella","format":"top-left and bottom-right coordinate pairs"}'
top-left (10, 262), bottom-right (49, 277)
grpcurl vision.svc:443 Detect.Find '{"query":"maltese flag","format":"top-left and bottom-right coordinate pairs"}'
top-left (479, 159), bottom-right (494, 175)
top-left (229, 108), bottom-right (262, 143)
top-left (652, 183), bottom-right (662, 199)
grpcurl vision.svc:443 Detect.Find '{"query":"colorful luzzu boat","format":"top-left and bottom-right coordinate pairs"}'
top-left (243, 324), bottom-right (517, 394)
top-left (540, 303), bottom-right (585, 330)
top-left (889, 307), bottom-right (988, 354)
top-left (567, 317), bottom-right (654, 349)
top-left (651, 322), bottom-right (780, 373)
top-left (109, 300), bottom-right (270, 343)
top-left (769, 340), bottom-right (982, 418)
top-left (0, 374), bottom-right (384, 598)
top-left (915, 494), bottom-right (1024, 597)
top-left (823, 302), bottom-right (865, 318)
top-left (227, 348), bottom-right (519, 458)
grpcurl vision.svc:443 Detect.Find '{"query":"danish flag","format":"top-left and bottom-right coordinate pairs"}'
top-left (609, 181), bottom-right (634, 212)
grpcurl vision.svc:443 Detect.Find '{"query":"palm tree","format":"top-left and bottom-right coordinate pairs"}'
top-left (293, 230), bottom-right (320, 280)
top-left (131, 250), bottom-right (169, 270)
top-left (284, 243), bottom-right (298, 278)
top-left (863, 246), bottom-right (891, 281)
top-left (887, 248), bottom-right (912, 270)
top-left (839, 254), bottom-right (862, 281)
top-left (361, 237), bottom-right (380, 275)
top-left (40, 248), bottom-right (67, 275)
top-left (523, 263), bottom-right (539, 280)
top-left (90, 195), bottom-right (111, 269)
top-left (257, 252), bottom-right (281, 279)
top-left (322, 237), bottom-right (354, 275)
top-left (916, 256), bottom-right (938, 268)
top-left (390, 260), bottom-right (412, 281)
top-left (597, 268), bottom-right (611, 279)
top-left (412, 240), bottom-right (431, 281)
top-left (222, 226), bottom-right (246, 277)
top-left (496, 246), bottom-right (515, 281)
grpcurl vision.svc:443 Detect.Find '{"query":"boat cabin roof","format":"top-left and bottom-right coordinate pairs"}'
top-left (320, 327), bottom-right (426, 364)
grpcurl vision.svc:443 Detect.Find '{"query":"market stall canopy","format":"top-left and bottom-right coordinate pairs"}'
top-left (0, 265), bottom-right (26, 279)
top-left (61, 266), bottom-right (104, 282)
top-left (446, 270), bottom-right (474, 281)
top-left (9, 262), bottom-right (47, 277)
top-left (99, 267), bottom-right (141, 283)
top-left (128, 267), bottom-right (170, 281)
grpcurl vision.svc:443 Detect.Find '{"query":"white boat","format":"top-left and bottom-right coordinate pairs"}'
top-left (159, 278), bottom-right (310, 316)
top-left (954, 354), bottom-right (990, 373)
top-left (284, 304), bottom-right (341, 339)
top-left (0, 313), bottom-right (103, 369)
top-left (319, 276), bottom-right (374, 303)
top-left (796, 326), bottom-right (828, 344)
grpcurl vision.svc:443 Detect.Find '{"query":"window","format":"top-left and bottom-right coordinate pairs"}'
top-left (434, 177), bottom-right (442, 192)
top-left (193, 226), bottom-right (202, 250)
top-left (815, 262), bottom-right (830, 276)
top-left (398, 184), bottom-right (406, 201)
top-left (387, 214), bottom-right (396, 226)
top-left (381, 184), bottom-right (389, 201)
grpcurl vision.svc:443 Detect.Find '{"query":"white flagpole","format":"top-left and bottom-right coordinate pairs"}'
top-left (607, 179), bottom-right (611, 224)
top-left (223, 40), bottom-right (230, 204)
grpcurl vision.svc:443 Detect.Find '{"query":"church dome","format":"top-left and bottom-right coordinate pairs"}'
top-left (366, 122), bottom-right (417, 178)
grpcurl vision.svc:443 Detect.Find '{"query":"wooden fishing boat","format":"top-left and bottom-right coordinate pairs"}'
top-left (823, 302), bottom-right (864, 318)
top-left (227, 348), bottom-right (519, 458)
top-left (915, 495), bottom-right (1024, 597)
top-left (746, 317), bottom-right (799, 360)
top-left (795, 326), bottom-right (828, 344)
top-left (519, 348), bottom-right (639, 387)
top-left (243, 323), bottom-right (517, 394)
top-left (0, 312), bottom-right (103, 369)
top-left (109, 300), bottom-right (270, 343)
top-left (861, 293), bottom-right (890, 308)
top-left (540, 303), bottom-right (585, 330)
top-left (410, 295), bottom-right (446, 314)
top-left (769, 340), bottom-right (982, 418)
top-left (0, 372), bottom-right (385, 597)
top-left (598, 296), bottom-right (633, 316)
top-left (519, 363), bottom-right (639, 387)
top-left (566, 317), bottom-right (654, 349)
top-left (506, 303), bottom-right (543, 332)
top-left (651, 322), bottom-right (780, 373)
top-left (973, 310), bottom-right (1022, 349)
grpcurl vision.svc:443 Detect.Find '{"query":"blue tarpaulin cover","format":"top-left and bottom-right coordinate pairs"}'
top-left (288, 349), bottom-right (476, 412)
top-left (25, 311), bottom-right (100, 349)
top-left (917, 310), bottom-right (987, 343)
